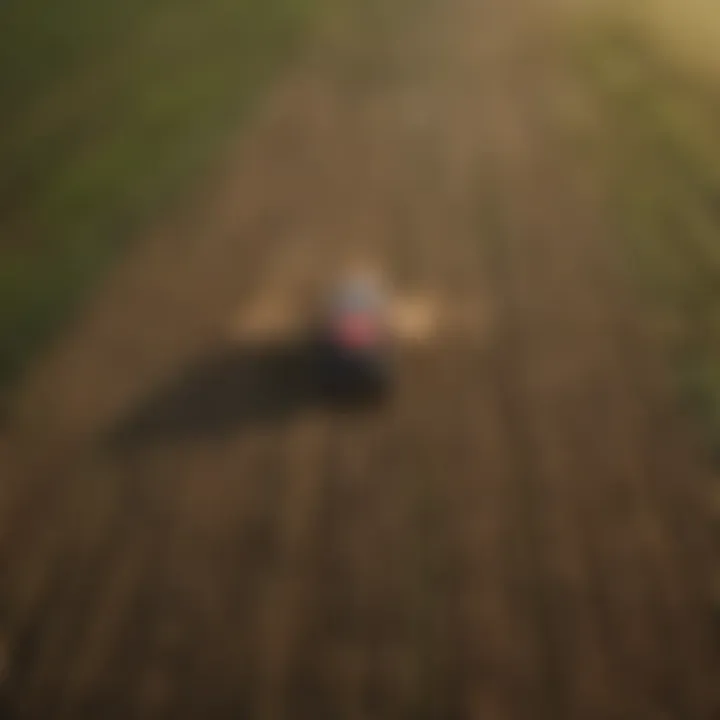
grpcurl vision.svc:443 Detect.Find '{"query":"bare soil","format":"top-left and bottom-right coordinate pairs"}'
top-left (2, 0), bottom-right (719, 718)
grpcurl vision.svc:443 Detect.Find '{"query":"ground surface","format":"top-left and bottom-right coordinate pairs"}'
top-left (2, 0), bottom-right (720, 717)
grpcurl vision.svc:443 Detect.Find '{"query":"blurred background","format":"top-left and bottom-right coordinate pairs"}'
top-left (2, 0), bottom-right (720, 717)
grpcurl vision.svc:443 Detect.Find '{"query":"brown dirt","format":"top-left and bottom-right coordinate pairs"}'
top-left (2, 0), bottom-right (720, 718)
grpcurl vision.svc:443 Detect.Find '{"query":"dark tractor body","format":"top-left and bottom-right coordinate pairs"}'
top-left (312, 278), bottom-right (394, 399)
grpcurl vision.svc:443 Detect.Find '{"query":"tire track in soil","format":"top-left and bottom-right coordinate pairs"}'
top-left (401, 13), bottom-right (534, 714)
top-left (112, 435), bottom-right (278, 718)
top-left (519, 107), bottom-right (633, 719)
top-left (486, 38), bottom-right (670, 718)
top-left (1, 459), bottom-right (129, 716)
top-left (530, 37), bottom-right (720, 718)
top-left (508, 81), bottom-right (643, 719)
top-left (376, 177), bottom-right (466, 720)
top-left (471, 30), bottom-right (572, 720)
top-left (241, 221), bottom-right (347, 719)
top-left (496, 43), bottom-right (645, 718)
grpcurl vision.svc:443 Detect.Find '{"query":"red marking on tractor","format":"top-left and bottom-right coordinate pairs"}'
top-left (335, 313), bottom-right (378, 348)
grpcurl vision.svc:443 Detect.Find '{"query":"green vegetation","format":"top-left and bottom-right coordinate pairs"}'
top-left (0, 0), bottom-right (329, 392)
top-left (573, 5), bottom-right (720, 451)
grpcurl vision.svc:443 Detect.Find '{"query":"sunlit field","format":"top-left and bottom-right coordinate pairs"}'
top-left (571, 0), bottom-right (720, 453)
top-left (3, 2), bottom-right (720, 716)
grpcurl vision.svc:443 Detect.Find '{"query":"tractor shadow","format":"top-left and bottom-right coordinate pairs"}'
top-left (107, 339), bottom-right (387, 451)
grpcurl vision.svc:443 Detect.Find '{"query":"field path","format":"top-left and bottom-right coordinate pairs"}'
top-left (2, 0), bottom-right (720, 717)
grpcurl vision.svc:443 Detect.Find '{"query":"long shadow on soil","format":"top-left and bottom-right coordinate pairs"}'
top-left (107, 340), bottom-right (386, 450)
